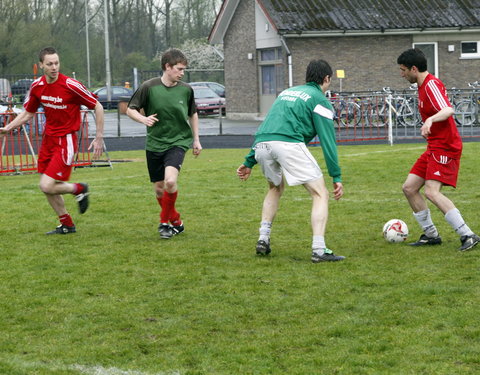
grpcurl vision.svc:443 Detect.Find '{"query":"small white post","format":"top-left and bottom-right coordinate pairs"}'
top-left (387, 94), bottom-right (393, 146)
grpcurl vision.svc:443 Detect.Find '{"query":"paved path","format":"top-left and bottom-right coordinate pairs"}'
top-left (88, 112), bottom-right (261, 137)
top-left (85, 112), bottom-right (480, 152)
top-left (87, 112), bottom-right (261, 151)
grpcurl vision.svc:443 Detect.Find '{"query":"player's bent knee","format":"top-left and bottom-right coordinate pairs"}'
top-left (39, 173), bottom-right (58, 194)
top-left (164, 179), bottom-right (177, 192)
top-left (402, 183), bottom-right (415, 197)
top-left (39, 181), bottom-right (53, 194)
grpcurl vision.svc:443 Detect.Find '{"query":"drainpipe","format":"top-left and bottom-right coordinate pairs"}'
top-left (280, 36), bottom-right (293, 87)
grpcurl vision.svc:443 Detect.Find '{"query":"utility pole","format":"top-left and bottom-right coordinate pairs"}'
top-left (85, 0), bottom-right (91, 87)
top-left (104, 0), bottom-right (112, 101)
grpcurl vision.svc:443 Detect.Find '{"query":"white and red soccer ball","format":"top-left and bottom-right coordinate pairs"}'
top-left (383, 219), bottom-right (409, 243)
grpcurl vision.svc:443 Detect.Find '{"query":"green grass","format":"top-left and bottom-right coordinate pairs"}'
top-left (1, 143), bottom-right (480, 375)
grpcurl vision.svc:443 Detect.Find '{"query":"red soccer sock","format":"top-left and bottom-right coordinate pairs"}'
top-left (59, 213), bottom-right (74, 227)
top-left (156, 195), bottom-right (163, 209)
top-left (160, 190), bottom-right (178, 224)
top-left (170, 197), bottom-right (181, 225)
top-left (171, 216), bottom-right (182, 227)
top-left (73, 183), bottom-right (85, 195)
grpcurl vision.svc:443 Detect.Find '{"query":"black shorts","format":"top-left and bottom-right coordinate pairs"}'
top-left (146, 147), bottom-right (186, 182)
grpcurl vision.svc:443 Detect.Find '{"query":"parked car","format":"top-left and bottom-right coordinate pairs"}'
top-left (11, 79), bottom-right (34, 98)
top-left (190, 81), bottom-right (225, 97)
top-left (192, 86), bottom-right (226, 116)
top-left (93, 86), bottom-right (133, 110)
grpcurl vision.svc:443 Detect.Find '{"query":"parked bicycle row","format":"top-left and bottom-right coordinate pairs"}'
top-left (327, 82), bottom-right (480, 128)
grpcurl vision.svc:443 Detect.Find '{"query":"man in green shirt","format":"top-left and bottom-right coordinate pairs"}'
top-left (237, 59), bottom-right (344, 262)
top-left (127, 48), bottom-right (202, 239)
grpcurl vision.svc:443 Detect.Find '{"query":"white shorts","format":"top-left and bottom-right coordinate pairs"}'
top-left (254, 141), bottom-right (323, 186)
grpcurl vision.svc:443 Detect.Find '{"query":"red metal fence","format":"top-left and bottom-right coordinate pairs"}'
top-left (0, 110), bottom-right (92, 175)
top-left (310, 89), bottom-right (480, 146)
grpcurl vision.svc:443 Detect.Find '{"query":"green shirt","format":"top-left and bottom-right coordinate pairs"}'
top-left (243, 82), bottom-right (342, 183)
top-left (128, 78), bottom-right (197, 152)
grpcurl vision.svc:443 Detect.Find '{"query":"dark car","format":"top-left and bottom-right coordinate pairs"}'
top-left (192, 86), bottom-right (226, 116)
top-left (11, 79), bottom-right (34, 99)
top-left (93, 86), bottom-right (133, 110)
top-left (190, 82), bottom-right (225, 98)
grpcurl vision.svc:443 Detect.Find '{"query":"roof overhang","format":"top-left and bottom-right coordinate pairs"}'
top-left (280, 27), bottom-right (480, 38)
top-left (209, 0), bottom-right (241, 44)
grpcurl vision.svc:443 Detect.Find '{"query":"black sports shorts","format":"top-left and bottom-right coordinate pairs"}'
top-left (146, 147), bottom-right (186, 182)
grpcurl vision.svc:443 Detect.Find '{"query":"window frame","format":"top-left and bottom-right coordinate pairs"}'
top-left (460, 41), bottom-right (480, 59)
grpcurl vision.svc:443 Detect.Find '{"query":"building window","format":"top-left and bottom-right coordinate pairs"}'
top-left (461, 41), bottom-right (480, 59)
top-left (260, 48), bottom-right (281, 62)
top-left (259, 48), bottom-right (283, 96)
top-left (413, 42), bottom-right (438, 77)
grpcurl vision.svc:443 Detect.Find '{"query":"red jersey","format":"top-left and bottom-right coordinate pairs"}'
top-left (418, 73), bottom-right (462, 158)
top-left (24, 73), bottom-right (97, 136)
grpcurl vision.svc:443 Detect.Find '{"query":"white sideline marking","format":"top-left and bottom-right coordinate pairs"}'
top-left (3, 358), bottom-right (180, 375)
top-left (69, 364), bottom-right (181, 375)
top-left (342, 146), bottom-right (424, 157)
top-left (292, 197), bottom-right (406, 202)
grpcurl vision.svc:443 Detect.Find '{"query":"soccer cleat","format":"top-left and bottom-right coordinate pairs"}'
top-left (172, 222), bottom-right (185, 236)
top-left (408, 234), bottom-right (442, 246)
top-left (459, 234), bottom-right (480, 251)
top-left (311, 248), bottom-right (345, 263)
top-left (158, 223), bottom-right (174, 239)
top-left (256, 240), bottom-right (271, 255)
top-left (75, 183), bottom-right (90, 214)
top-left (46, 224), bottom-right (76, 235)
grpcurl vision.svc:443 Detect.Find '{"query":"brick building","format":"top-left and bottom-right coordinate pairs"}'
top-left (209, 0), bottom-right (480, 119)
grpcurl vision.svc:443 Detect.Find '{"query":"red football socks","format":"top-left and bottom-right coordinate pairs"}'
top-left (59, 213), bottom-right (74, 227)
top-left (73, 183), bottom-right (85, 195)
top-left (159, 191), bottom-right (180, 224)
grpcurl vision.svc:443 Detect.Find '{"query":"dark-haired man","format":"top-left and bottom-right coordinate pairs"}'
top-left (0, 47), bottom-right (104, 235)
top-left (236, 59), bottom-right (344, 262)
top-left (397, 48), bottom-right (479, 251)
top-left (127, 48), bottom-right (202, 239)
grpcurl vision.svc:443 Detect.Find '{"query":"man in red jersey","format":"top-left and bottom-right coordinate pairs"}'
top-left (397, 48), bottom-right (479, 251)
top-left (0, 47), bottom-right (104, 235)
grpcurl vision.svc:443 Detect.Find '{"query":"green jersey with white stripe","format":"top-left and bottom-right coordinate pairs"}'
top-left (243, 82), bottom-right (341, 183)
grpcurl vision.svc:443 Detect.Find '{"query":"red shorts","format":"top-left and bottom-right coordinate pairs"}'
top-left (38, 133), bottom-right (77, 181)
top-left (410, 150), bottom-right (460, 188)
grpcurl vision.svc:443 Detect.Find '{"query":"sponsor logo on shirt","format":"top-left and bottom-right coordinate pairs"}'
top-left (41, 95), bottom-right (63, 103)
top-left (42, 95), bottom-right (67, 109)
top-left (278, 90), bottom-right (311, 103)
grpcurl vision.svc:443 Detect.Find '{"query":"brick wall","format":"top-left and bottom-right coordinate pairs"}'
top-left (222, 2), bottom-right (479, 118)
top-left (287, 35), bottom-right (412, 93)
top-left (224, 0), bottom-right (259, 118)
top-left (437, 41), bottom-right (479, 88)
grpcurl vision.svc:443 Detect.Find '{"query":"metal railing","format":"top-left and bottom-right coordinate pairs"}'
top-left (326, 85), bottom-right (480, 144)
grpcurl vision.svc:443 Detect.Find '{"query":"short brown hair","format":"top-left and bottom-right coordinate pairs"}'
top-left (39, 47), bottom-right (58, 62)
top-left (161, 48), bottom-right (188, 71)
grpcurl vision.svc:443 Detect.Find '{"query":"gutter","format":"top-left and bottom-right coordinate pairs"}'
top-left (280, 36), bottom-right (293, 88)
top-left (280, 27), bottom-right (480, 38)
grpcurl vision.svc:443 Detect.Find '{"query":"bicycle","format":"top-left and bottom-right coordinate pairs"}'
top-left (330, 93), bottom-right (362, 127)
top-left (394, 89), bottom-right (422, 128)
top-left (363, 87), bottom-right (393, 127)
top-left (453, 81), bottom-right (479, 126)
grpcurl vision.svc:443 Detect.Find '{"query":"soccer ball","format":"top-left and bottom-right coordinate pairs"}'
top-left (383, 219), bottom-right (409, 243)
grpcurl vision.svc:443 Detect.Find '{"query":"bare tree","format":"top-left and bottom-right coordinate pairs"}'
top-left (0, 0), bottom-right (222, 82)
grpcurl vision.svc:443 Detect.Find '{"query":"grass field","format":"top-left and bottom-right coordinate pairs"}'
top-left (1, 143), bottom-right (480, 375)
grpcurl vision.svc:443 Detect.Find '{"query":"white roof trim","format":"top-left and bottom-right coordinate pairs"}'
top-left (209, 0), bottom-right (241, 44)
